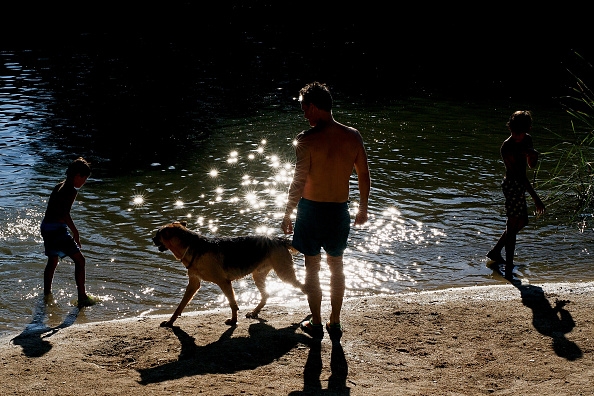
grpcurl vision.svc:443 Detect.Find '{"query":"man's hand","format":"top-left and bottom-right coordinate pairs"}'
top-left (354, 209), bottom-right (368, 226)
top-left (281, 215), bottom-right (293, 235)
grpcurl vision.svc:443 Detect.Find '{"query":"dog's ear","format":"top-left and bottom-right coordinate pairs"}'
top-left (179, 221), bottom-right (188, 227)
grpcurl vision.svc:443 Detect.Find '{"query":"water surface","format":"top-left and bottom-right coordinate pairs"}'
top-left (1, 50), bottom-right (592, 338)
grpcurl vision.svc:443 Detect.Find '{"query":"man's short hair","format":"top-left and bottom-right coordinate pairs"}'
top-left (299, 81), bottom-right (333, 112)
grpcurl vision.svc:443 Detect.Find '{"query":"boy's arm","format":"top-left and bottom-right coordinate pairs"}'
top-left (63, 187), bottom-right (81, 247)
top-left (525, 182), bottom-right (545, 215)
top-left (65, 214), bottom-right (81, 247)
top-left (526, 149), bottom-right (539, 168)
top-left (523, 134), bottom-right (544, 214)
top-left (524, 134), bottom-right (538, 168)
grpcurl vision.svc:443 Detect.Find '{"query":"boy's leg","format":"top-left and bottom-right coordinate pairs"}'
top-left (488, 231), bottom-right (507, 263)
top-left (327, 255), bottom-right (345, 325)
top-left (504, 216), bottom-right (526, 277)
top-left (303, 254), bottom-right (322, 324)
top-left (69, 251), bottom-right (88, 300)
top-left (44, 256), bottom-right (59, 295)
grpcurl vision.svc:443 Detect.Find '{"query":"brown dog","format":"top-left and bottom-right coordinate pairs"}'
top-left (153, 221), bottom-right (304, 328)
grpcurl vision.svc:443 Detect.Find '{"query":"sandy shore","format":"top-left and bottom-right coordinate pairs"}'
top-left (2, 281), bottom-right (593, 395)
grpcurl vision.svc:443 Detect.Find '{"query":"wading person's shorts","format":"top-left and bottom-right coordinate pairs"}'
top-left (292, 198), bottom-right (350, 257)
top-left (501, 178), bottom-right (528, 219)
top-left (40, 221), bottom-right (80, 258)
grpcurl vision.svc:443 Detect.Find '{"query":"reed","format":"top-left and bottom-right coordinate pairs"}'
top-left (538, 52), bottom-right (594, 225)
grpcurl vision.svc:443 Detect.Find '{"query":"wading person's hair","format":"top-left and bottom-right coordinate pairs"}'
top-left (299, 82), bottom-right (333, 112)
top-left (507, 110), bottom-right (532, 133)
top-left (66, 157), bottom-right (91, 178)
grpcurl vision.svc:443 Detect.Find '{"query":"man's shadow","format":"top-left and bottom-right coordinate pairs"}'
top-left (507, 280), bottom-right (583, 360)
top-left (11, 295), bottom-right (80, 357)
top-left (137, 319), bottom-right (310, 384)
top-left (289, 317), bottom-right (350, 395)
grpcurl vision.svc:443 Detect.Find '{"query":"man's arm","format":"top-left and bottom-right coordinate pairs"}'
top-left (281, 138), bottom-right (310, 234)
top-left (354, 139), bottom-right (370, 226)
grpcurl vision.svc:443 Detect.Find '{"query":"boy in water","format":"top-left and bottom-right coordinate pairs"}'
top-left (41, 157), bottom-right (95, 306)
top-left (487, 111), bottom-right (545, 279)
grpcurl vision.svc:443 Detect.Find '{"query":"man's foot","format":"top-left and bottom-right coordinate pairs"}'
top-left (326, 322), bottom-right (343, 341)
top-left (77, 295), bottom-right (98, 307)
top-left (486, 250), bottom-right (506, 264)
top-left (300, 319), bottom-right (324, 339)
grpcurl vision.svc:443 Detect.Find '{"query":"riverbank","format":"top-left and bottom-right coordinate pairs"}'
top-left (2, 281), bottom-right (593, 395)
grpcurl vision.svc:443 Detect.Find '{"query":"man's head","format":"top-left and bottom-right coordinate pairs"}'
top-left (299, 81), bottom-right (333, 112)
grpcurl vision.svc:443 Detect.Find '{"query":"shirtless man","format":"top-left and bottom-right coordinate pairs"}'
top-left (487, 110), bottom-right (545, 280)
top-left (281, 82), bottom-right (371, 340)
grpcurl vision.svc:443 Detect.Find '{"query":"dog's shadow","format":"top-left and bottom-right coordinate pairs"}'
top-left (510, 281), bottom-right (583, 360)
top-left (137, 320), bottom-right (310, 384)
top-left (11, 295), bottom-right (80, 358)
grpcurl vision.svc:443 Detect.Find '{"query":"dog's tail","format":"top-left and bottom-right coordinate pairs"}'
top-left (275, 236), bottom-right (299, 256)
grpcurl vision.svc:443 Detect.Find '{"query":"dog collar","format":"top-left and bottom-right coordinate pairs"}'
top-left (179, 246), bottom-right (190, 264)
top-left (179, 246), bottom-right (194, 268)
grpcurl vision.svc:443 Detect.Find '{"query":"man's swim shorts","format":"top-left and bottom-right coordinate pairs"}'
top-left (292, 198), bottom-right (350, 257)
top-left (40, 221), bottom-right (80, 258)
top-left (501, 178), bottom-right (528, 219)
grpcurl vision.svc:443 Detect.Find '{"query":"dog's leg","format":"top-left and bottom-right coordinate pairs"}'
top-left (246, 269), bottom-right (271, 319)
top-left (218, 280), bottom-right (240, 325)
top-left (161, 277), bottom-right (201, 328)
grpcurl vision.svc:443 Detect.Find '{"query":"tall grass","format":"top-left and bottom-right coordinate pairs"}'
top-left (538, 52), bottom-right (594, 226)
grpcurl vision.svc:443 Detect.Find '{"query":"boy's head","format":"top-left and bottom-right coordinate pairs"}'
top-left (507, 110), bottom-right (532, 133)
top-left (299, 81), bottom-right (333, 112)
top-left (66, 157), bottom-right (91, 178)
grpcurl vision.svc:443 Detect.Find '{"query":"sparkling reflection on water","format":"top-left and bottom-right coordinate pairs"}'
top-left (1, 57), bottom-right (593, 337)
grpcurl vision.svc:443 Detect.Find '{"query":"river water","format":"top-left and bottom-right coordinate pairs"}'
top-left (1, 43), bottom-right (593, 338)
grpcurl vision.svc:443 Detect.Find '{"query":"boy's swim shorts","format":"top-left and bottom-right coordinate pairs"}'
top-left (40, 221), bottom-right (80, 258)
top-left (501, 178), bottom-right (528, 219)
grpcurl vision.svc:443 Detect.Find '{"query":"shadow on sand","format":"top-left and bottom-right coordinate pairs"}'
top-left (137, 318), bottom-right (309, 384)
top-left (288, 335), bottom-right (350, 396)
top-left (138, 316), bottom-right (350, 394)
top-left (489, 264), bottom-right (583, 360)
top-left (512, 281), bottom-right (583, 360)
top-left (10, 295), bottom-right (80, 358)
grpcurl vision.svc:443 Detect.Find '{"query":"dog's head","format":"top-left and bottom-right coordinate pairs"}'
top-left (153, 221), bottom-right (188, 252)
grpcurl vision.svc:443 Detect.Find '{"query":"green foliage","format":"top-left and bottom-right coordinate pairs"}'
top-left (539, 53), bottom-right (594, 220)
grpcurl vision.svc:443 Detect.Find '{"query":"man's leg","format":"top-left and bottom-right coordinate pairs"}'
top-left (327, 255), bottom-right (345, 325)
top-left (304, 254), bottom-right (322, 324)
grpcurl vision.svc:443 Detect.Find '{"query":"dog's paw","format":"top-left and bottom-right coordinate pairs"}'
top-left (245, 312), bottom-right (259, 319)
top-left (160, 320), bottom-right (175, 328)
top-left (225, 318), bottom-right (238, 326)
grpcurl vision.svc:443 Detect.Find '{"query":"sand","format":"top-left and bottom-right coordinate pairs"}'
top-left (2, 281), bottom-right (593, 395)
